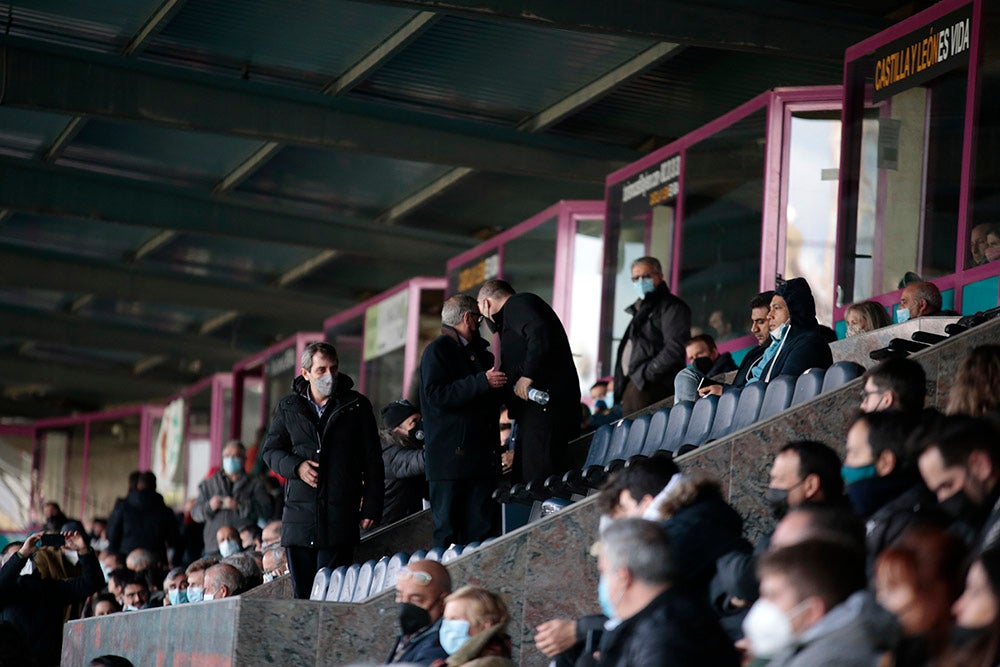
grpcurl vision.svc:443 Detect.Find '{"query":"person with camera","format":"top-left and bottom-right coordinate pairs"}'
top-left (0, 530), bottom-right (104, 666)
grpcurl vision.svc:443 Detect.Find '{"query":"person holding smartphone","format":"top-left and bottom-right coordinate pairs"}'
top-left (0, 530), bottom-right (104, 666)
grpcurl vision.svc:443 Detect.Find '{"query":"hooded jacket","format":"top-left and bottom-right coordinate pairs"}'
top-left (380, 428), bottom-right (427, 525)
top-left (106, 487), bottom-right (179, 563)
top-left (751, 278), bottom-right (832, 383)
top-left (261, 373), bottom-right (384, 548)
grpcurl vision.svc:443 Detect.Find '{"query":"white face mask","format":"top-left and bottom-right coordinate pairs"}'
top-left (123, 604), bottom-right (140, 612)
top-left (742, 598), bottom-right (808, 658)
top-left (203, 592), bottom-right (215, 601)
top-left (19, 559), bottom-right (34, 577)
top-left (218, 539), bottom-right (241, 558)
top-left (63, 550), bottom-right (80, 565)
top-left (770, 321), bottom-right (790, 341)
top-left (311, 372), bottom-right (335, 398)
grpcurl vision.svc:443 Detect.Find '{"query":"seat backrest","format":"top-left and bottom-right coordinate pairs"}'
top-left (644, 408), bottom-right (670, 454)
top-left (424, 546), bottom-right (445, 562)
top-left (708, 387), bottom-right (741, 441)
top-left (622, 414), bottom-right (651, 457)
top-left (791, 368), bottom-right (825, 406)
top-left (384, 552), bottom-right (409, 589)
top-left (310, 567), bottom-right (332, 601)
top-left (659, 401), bottom-right (693, 453)
top-left (325, 566), bottom-right (347, 601)
top-left (683, 395), bottom-right (718, 447)
top-left (370, 557), bottom-right (388, 595)
top-left (352, 560), bottom-right (375, 602)
top-left (759, 375), bottom-right (796, 421)
top-left (338, 564), bottom-right (359, 602)
top-left (604, 419), bottom-right (633, 463)
top-left (408, 550), bottom-right (427, 564)
top-left (821, 361), bottom-right (866, 393)
top-left (729, 382), bottom-right (766, 433)
top-left (441, 545), bottom-right (464, 563)
top-left (583, 425), bottom-right (613, 467)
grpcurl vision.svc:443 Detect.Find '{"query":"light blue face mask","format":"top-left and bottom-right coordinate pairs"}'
top-left (168, 588), bottom-right (188, 606)
top-left (598, 575), bottom-right (618, 620)
top-left (631, 277), bottom-right (655, 299)
top-left (186, 586), bottom-right (204, 603)
top-left (895, 305), bottom-right (911, 324)
top-left (439, 618), bottom-right (471, 655)
top-left (222, 456), bottom-right (243, 475)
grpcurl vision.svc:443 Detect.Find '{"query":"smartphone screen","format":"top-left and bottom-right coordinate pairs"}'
top-left (38, 534), bottom-right (65, 548)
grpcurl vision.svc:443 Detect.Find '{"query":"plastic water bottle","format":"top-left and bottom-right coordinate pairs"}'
top-left (528, 388), bottom-right (550, 405)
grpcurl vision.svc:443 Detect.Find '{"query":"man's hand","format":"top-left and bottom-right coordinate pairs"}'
top-left (486, 368), bottom-right (507, 389)
top-left (209, 495), bottom-right (223, 512)
top-left (360, 518), bottom-right (376, 531)
top-left (222, 496), bottom-right (237, 511)
top-left (698, 384), bottom-right (724, 398)
top-left (297, 460), bottom-right (320, 488)
top-left (17, 531), bottom-right (43, 560)
top-left (63, 530), bottom-right (89, 554)
top-left (514, 376), bottom-right (533, 401)
top-left (501, 450), bottom-right (514, 473)
top-left (534, 618), bottom-right (577, 657)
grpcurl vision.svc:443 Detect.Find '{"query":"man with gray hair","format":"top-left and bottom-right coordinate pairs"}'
top-left (262, 340), bottom-right (384, 598)
top-left (191, 439), bottom-right (272, 557)
top-left (592, 519), bottom-right (738, 667)
top-left (203, 563), bottom-right (243, 600)
top-left (613, 256), bottom-right (691, 415)
top-left (419, 294), bottom-right (507, 548)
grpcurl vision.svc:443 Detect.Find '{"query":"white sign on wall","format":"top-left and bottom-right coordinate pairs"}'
top-left (364, 289), bottom-right (410, 361)
top-left (153, 398), bottom-right (185, 497)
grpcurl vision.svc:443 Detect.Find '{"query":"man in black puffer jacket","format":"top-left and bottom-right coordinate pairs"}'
top-left (106, 470), bottom-right (178, 566)
top-left (262, 341), bottom-right (384, 599)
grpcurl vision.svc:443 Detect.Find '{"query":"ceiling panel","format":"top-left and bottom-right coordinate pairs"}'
top-left (140, 232), bottom-right (318, 284)
top-left (77, 297), bottom-right (221, 334)
top-left (0, 108), bottom-right (78, 159)
top-left (237, 146), bottom-right (453, 215)
top-left (0, 214), bottom-right (159, 261)
top-left (0, 1), bottom-right (167, 52)
top-left (0, 287), bottom-right (76, 311)
top-left (57, 119), bottom-right (263, 186)
top-left (349, 15), bottom-right (656, 124)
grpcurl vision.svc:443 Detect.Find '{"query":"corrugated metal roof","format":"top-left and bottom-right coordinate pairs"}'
top-left (141, 0), bottom-right (421, 88)
top-left (57, 119), bottom-right (262, 186)
top-left (0, 108), bottom-right (79, 159)
top-left (350, 15), bottom-right (656, 124)
top-left (0, 214), bottom-right (158, 261)
top-left (141, 233), bottom-right (317, 284)
top-left (237, 146), bottom-right (453, 216)
top-left (0, 1), bottom-right (166, 52)
top-left (78, 297), bottom-right (222, 334)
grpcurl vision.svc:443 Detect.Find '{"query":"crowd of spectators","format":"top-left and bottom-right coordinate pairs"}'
top-left (5, 262), bottom-right (1000, 667)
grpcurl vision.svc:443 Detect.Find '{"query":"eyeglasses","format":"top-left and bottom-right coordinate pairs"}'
top-left (398, 568), bottom-right (433, 585)
top-left (859, 389), bottom-right (886, 400)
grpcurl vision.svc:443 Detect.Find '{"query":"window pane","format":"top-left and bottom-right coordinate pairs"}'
top-left (969, 3), bottom-right (1000, 268)
top-left (502, 217), bottom-right (558, 303)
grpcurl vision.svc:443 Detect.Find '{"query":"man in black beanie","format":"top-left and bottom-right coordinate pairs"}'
top-left (379, 400), bottom-right (428, 527)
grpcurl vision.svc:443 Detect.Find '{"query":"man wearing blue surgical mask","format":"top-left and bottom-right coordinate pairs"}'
top-left (614, 257), bottom-right (691, 416)
top-left (191, 441), bottom-right (272, 558)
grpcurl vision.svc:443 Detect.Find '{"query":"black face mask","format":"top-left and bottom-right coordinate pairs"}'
top-left (765, 487), bottom-right (790, 521)
top-left (939, 490), bottom-right (971, 519)
top-left (398, 602), bottom-right (431, 635)
top-left (483, 316), bottom-right (498, 335)
top-left (950, 624), bottom-right (989, 646)
top-left (408, 420), bottom-right (424, 444)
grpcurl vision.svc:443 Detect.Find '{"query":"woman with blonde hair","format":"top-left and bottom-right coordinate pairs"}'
top-left (432, 585), bottom-right (514, 667)
top-left (945, 345), bottom-right (1000, 416)
top-left (844, 300), bottom-right (892, 337)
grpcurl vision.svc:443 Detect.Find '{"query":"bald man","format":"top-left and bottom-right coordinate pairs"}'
top-left (203, 563), bottom-right (242, 600)
top-left (387, 560), bottom-right (452, 665)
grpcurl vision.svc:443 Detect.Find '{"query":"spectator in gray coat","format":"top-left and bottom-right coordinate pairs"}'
top-left (191, 441), bottom-right (272, 557)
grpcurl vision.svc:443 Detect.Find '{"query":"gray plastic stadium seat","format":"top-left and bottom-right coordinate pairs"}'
top-left (660, 401), bottom-right (693, 453)
top-left (464, 541), bottom-right (482, 552)
top-left (708, 387), bottom-right (741, 441)
top-left (325, 566), bottom-right (347, 601)
top-left (729, 382), bottom-right (766, 433)
top-left (407, 550), bottom-right (427, 564)
top-left (585, 425), bottom-right (613, 467)
top-left (384, 552), bottom-right (409, 589)
top-left (352, 560), bottom-right (375, 601)
top-left (683, 395), bottom-right (718, 447)
top-left (370, 557), bottom-right (388, 594)
top-left (759, 375), bottom-right (796, 421)
top-left (821, 361), bottom-right (866, 393)
top-left (791, 368), bottom-right (825, 406)
top-left (604, 419), bottom-right (632, 464)
top-left (622, 414), bottom-right (651, 458)
top-left (643, 409), bottom-right (670, 454)
top-left (425, 546), bottom-right (445, 562)
top-left (310, 567), bottom-right (332, 601)
top-left (338, 564), bottom-right (359, 602)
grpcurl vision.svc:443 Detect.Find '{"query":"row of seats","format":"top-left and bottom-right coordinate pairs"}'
top-left (309, 541), bottom-right (493, 603)
top-left (500, 361), bottom-right (864, 504)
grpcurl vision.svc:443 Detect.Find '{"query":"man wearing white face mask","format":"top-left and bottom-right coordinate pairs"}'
top-left (743, 539), bottom-right (893, 666)
top-left (0, 531), bottom-right (104, 666)
top-left (262, 341), bottom-right (384, 599)
top-left (613, 257), bottom-right (691, 416)
top-left (192, 440), bottom-right (272, 558)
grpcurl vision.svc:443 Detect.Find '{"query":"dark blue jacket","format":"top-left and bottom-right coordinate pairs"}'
top-left (388, 617), bottom-right (449, 666)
